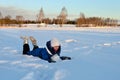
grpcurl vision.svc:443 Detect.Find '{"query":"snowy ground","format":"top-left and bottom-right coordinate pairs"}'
top-left (0, 25), bottom-right (120, 80)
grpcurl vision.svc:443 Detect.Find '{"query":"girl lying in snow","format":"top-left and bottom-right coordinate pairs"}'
top-left (21, 36), bottom-right (71, 63)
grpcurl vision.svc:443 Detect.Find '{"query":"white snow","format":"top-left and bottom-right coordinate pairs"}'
top-left (0, 25), bottom-right (120, 80)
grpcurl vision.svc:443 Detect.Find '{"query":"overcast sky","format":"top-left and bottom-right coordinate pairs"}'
top-left (0, 0), bottom-right (120, 20)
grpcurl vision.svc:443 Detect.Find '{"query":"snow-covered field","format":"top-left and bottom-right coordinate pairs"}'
top-left (0, 25), bottom-right (120, 80)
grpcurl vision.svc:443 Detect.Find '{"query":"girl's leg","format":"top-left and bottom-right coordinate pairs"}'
top-left (30, 36), bottom-right (37, 46)
top-left (33, 45), bottom-right (39, 50)
top-left (29, 36), bottom-right (39, 50)
top-left (23, 44), bottom-right (30, 55)
top-left (21, 36), bottom-right (30, 55)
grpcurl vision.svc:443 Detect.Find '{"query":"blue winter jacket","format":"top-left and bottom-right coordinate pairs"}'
top-left (27, 41), bottom-right (61, 62)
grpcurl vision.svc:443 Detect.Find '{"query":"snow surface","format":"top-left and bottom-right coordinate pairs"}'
top-left (0, 25), bottom-right (120, 80)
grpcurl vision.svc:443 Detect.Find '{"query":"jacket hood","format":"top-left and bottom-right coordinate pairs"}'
top-left (46, 41), bottom-right (61, 55)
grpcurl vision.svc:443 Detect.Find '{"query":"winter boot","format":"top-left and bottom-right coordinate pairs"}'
top-left (20, 36), bottom-right (29, 44)
top-left (29, 36), bottom-right (37, 46)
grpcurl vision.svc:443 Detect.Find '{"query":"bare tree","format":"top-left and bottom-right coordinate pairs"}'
top-left (76, 12), bottom-right (86, 27)
top-left (4, 15), bottom-right (12, 26)
top-left (36, 7), bottom-right (46, 27)
top-left (80, 12), bottom-right (85, 18)
top-left (37, 7), bottom-right (45, 23)
top-left (0, 12), bottom-right (2, 19)
top-left (16, 15), bottom-right (24, 27)
top-left (57, 7), bottom-right (68, 27)
top-left (0, 12), bottom-right (3, 26)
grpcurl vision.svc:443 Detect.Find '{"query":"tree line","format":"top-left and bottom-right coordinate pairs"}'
top-left (76, 13), bottom-right (118, 27)
top-left (0, 7), bottom-right (119, 27)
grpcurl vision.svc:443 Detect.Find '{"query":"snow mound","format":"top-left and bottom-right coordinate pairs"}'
top-left (103, 43), bottom-right (112, 46)
top-left (65, 39), bottom-right (77, 43)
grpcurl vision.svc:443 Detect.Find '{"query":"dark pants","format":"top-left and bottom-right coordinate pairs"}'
top-left (23, 44), bottom-right (39, 55)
